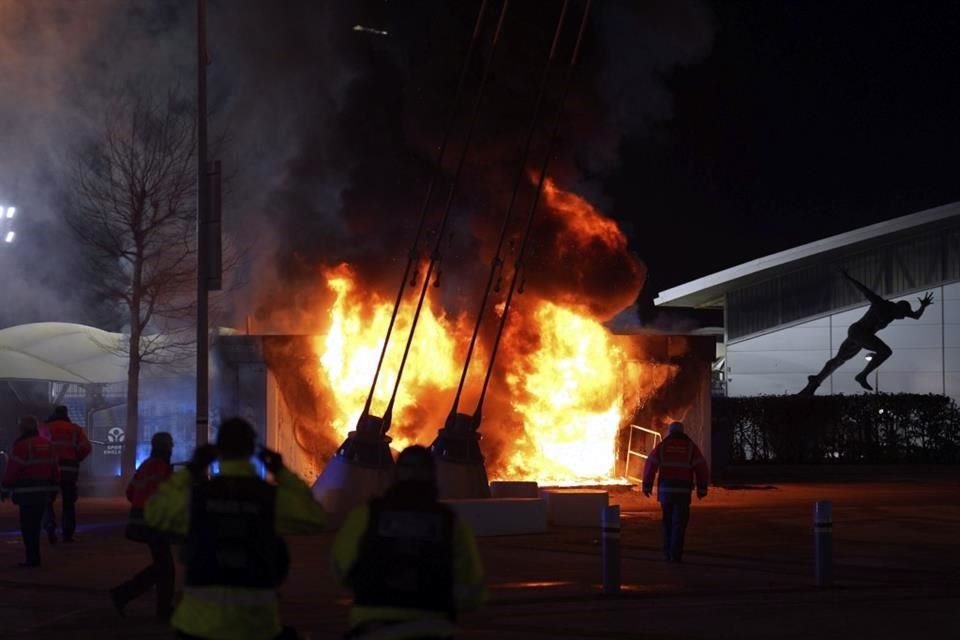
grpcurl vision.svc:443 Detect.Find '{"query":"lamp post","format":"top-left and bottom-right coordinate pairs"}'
top-left (195, 0), bottom-right (222, 448)
top-left (196, 0), bottom-right (210, 448)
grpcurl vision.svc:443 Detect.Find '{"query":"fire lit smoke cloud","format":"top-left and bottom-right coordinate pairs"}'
top-left (243, 1), bottom-right (713, 482)
top-left (0, 0), bottom-right (712, 330)
top-left (0, 1), bottom-right (713, 481)
top-left (262, 176), bottom-right (678, 483)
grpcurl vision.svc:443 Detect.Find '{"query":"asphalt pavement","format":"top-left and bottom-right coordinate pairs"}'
top-left (1, 477), bottom-right (957, 639)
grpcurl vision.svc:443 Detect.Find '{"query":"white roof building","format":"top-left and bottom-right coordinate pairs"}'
top-left (655, 202), bottom-right (960, 398)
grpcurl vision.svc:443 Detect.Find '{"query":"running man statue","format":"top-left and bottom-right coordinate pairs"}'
top-left (799, 270), bottom-right (934, 395)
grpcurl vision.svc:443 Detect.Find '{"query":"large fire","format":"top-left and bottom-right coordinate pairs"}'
top-left (496, 301), bottom-right (671, 484)
top-left (312, 264), bottom-right (469, 452)
top-left (303, 179), bottom-right (678, 484)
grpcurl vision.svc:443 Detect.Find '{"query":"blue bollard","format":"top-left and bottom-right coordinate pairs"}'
top-left (602, 505), bottom-right (621, 595)
top-left (814, 500), bottom-right (832, 586)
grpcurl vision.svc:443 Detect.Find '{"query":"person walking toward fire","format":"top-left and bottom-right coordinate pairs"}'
top-left (1, 416), bottom-right (60, 567)
top-left (109, 432), bottom-right (176, 620)
top-left (145, 417), bottom-right (327, 640)
top-left (642, 421), bottom-right (709, 563)
top-left (333, 445), bottom-right (486, 639)
top-left (799, 270), bottom-right (934, 395)
top-left (41, 405), bottom-right (92, 543)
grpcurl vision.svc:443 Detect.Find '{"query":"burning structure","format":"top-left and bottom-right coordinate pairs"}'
top-left (214, 179), bottom-right (714, 505)
top-left (214, 1), bottom-right (718, 510)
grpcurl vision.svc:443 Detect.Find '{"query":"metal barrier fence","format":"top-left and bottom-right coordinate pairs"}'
top-left (625, 424), bottom-right (661, 482)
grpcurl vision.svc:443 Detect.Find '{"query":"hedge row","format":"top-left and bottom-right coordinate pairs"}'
top-left (713, 394), bottom-right (960, 464)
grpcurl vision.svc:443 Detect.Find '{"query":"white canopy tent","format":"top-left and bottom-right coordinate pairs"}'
top-left (0, 322), bottom-right (130, 384)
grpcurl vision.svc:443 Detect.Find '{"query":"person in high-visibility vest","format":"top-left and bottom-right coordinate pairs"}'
top-left (333, 445), bottom-right (486, 639)
top-left (146, 417), bottom-right (327, 640)
top-left (109, 432), bottom-right (176, 620)
top-left (642, 421), bottom-right (709, 563)
top-left (1, 416), bottom-right (61, 567)
top-left (41, 405), bottom-right (92, 543)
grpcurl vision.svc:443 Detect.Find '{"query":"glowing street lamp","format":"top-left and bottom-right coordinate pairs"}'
top-left (1, 204), bottom-right (16, 243)
top-left (352, 24), bottom-right (389, 36)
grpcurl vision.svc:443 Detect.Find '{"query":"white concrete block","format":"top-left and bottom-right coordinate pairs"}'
top-left (489, 481), bottom-right (540, 498)
top-left (312, 456), bottom-right (393, 516)
top-left (541, 489), bottom-right (609, 528)
top-left (443, 498), bottom-right (547, 536)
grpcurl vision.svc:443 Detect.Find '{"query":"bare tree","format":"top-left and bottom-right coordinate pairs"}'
top-left (65, 88), bottom-right (197, 478)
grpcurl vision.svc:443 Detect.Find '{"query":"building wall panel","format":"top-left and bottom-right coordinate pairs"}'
top-left (727, 284), bottom-right (955, 399)
top-left (728, 318), bottom-right (830, 351)
top-left (728, 373), bottom-right (811, 397)
top-left (728, 350), bottom-right (833, 375)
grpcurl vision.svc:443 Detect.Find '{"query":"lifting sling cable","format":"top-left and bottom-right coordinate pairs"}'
top-left (447, 0), bottom-right (572, 424)
top-left (359, 0), bottom-right (493, 424)
top-left (380, 1), bottom-right (513, 434)
top-left (474, 0), bottom-right (593, 421)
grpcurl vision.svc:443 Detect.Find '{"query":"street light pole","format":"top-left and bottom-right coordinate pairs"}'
top-left (196, 0), bottom-right (210, 448)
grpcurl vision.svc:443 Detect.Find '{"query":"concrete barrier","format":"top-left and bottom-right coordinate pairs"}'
top-left (489, 480), bottom-right (540, 498)
top-left (443, 497), bottom-right (548, 536)
top-left (542, 489), bottom-right (609, 527)
top-left (311, 456), bottom-right (393, 516)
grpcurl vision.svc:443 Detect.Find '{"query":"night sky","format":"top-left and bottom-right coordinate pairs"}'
top-left (616, 1), bottom-right (960, 299)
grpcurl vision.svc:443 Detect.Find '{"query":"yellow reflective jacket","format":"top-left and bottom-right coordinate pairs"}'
top-left (145, 460), bottom-right (327, 640)
top-left (332, 502), bottom-right (486, 631)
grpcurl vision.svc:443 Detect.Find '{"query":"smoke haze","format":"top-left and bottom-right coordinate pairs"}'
top-left (0, 0), bottom-right (713, 331)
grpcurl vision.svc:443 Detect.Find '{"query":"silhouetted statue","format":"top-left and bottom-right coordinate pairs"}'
top-left (799, 271), bottom-right (933, 395)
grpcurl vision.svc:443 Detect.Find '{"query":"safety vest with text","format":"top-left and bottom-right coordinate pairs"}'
top-left (184, 475), bottom-right (281, 589)
top-left (642, 433), bottom-right (709, 504)
top-left (350, 496), bottom-right (457, 617)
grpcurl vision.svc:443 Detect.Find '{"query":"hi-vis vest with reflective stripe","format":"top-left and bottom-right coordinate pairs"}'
top-left (4, 435), bottom-right (60, 503)
top-left (646, 434), bottom-right (708, 503)
top-left (45, 420), bottom-right (90, 479)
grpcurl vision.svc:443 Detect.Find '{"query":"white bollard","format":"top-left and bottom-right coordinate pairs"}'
top-left (602, 505), bottom-right (621, 595)
top-left (814, 500), bottom-right (832, 586)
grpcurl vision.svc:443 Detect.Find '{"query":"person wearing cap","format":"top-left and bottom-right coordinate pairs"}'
top-left (1, 416), bottom-right (60, 567)
top-left (641, 421), bottom-right (710, 563)
top-left (109, 432), bottom-right (176, 620)
top-left (332, 445), bottom-right (486, 639)
top-left (145, 417), bottom-right (327, 640)
top-left (41, 405), bottom-right (92, 543)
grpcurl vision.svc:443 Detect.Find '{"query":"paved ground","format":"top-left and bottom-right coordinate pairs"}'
top-left (1, 477), bottom-right (958, 639)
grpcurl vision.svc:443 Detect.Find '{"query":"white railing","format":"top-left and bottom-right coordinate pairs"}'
top-left (625, 424), bottom-right (661, 483)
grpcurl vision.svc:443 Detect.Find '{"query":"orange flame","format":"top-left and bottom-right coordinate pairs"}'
top-left (301, 180), bottom-right (677, 484)
top-left (542, 178), bottom-right (627, 252)
top-left (313, 263), bottom-right (466, 451)
top-left (496, 301), bottom-right (659, 484)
